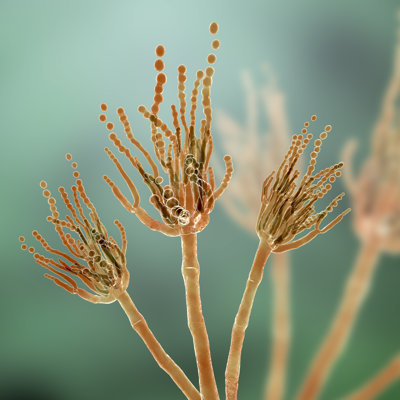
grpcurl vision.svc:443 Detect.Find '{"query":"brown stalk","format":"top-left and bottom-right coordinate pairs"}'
top-left (225, 237), bottom-right (272, 400)
top-left (181, 233), bottom-right (220, 400)
top-left (22, 158), bottom-right (199, 399)
top-left (118, 290), bottom-right (201, 400)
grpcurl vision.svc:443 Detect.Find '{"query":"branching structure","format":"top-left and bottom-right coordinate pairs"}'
top-left (20, 155), bottom-right (130, 304)
top-left (19, 156), bottom-right (200, 399)
top-left (297, 18), bottom-right (400, 400)
top-left (20, 22), bottom-right (352, 400)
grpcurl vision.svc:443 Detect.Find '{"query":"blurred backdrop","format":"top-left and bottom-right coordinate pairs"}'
top-left (1, 0), bottom-right (399, 399)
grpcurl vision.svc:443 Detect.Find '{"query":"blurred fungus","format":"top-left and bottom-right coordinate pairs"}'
top-left (216, 67), bottom-right (291, 233)
top-left (297, 16), bottom-right (400, 400)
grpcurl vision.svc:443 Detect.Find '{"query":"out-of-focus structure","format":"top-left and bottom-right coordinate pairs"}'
top-left (217, 67), bottom-right (292, 400)
top-left (297, 17), bottom-right (400, 400)
top-left (216, 66), bottom-right (290, 233)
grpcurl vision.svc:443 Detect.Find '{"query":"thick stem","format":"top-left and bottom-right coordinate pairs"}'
top-left (181, 233), bottom-right (219, 400)
top-left (344, 354), bottom-right (400, 400)
top-left (225, 238), bottom-right (272, 400)
top-left (264, 252), bottom-right (291, 400)
top-left (296, 241), bottom-right (380, 400)
top-left (118, 290), bottom-right (201, 400)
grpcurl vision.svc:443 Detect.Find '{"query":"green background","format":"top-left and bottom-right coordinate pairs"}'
top-left (1, 0), bottom-right (400, 399)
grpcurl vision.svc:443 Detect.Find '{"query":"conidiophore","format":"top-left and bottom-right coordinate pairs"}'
top-left (100, 23), bottom-right (231, 240)
top-left (19, 155), bottom-right (201, 399)
top-left (257, 117), bottom-right (350, 252)
top-left (99, 22), bottom-right (230, 400)
top-left (20, 155), bottom-right (130, 304)
top-left (225, 114), bottom-right (350, 400)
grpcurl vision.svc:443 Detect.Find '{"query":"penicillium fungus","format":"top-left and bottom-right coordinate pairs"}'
top-left (99, 22), bottom-right (232, 237)
top-left (257, 115), bottom-right (350, 252)
top-left (20, 155), bottom-right (129, 304)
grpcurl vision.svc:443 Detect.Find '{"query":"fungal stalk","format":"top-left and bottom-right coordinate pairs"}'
top-left (264, 251), bottom-right (291, 400)
top-left (225, 115), bottom-right (350, 400)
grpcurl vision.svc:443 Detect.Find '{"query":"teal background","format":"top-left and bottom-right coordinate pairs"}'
top-left (1, 0), bottom-right (400, 399)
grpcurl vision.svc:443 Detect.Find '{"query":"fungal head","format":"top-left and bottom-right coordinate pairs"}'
top-left (20, 155), bottom-right (129, 304)
top-left (100, 22), bottom-right (233, 236)
top-left (257, 116), bottom-right (350, 252)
